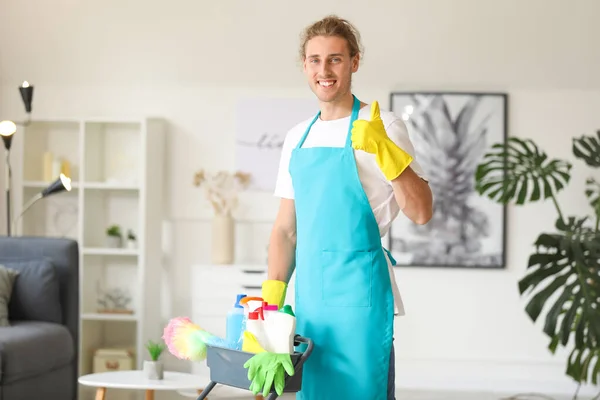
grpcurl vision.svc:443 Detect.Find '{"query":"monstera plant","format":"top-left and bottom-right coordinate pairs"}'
top-left (475, 130), bottom-right (600, 392)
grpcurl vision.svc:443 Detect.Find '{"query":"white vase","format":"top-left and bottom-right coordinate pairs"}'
top-left (106, 236), bottom-right (122, 248)
top-left (143, 360), bottom-right (163, 380)
top-left (126, 239), bottom-right (137, 249)
top-left (212, 213), bottom-right (234, 264)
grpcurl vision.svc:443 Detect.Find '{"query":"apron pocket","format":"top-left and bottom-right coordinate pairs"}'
top-left (321, 249), bottom-right (373, 307)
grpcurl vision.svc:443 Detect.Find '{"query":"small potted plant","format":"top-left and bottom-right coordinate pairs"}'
top-left (143, 340), bottom-right (166, 380)
top-left (105, 225), bottom-right (122, 248)
top-left (126, 229), bottom-right (137, 249)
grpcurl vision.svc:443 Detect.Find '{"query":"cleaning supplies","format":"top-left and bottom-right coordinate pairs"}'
top-left (281, 304), bottom-right (295, 316)
top-left (263, 307), bottom-right (296, 354)
top-left (243, 309), bottom-right (269, 352)
top-left (226, 293), bottom-right (246, 350)
top-left (262, 302), bottom-right (278, 319)
top-left (162, 316), bottom-right (232, 361)
top-left (241, 331), bottom-right (265, 353)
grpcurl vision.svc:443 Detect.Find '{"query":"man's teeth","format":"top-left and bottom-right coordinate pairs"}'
top-left (319, 81), bottom-right (335, 87)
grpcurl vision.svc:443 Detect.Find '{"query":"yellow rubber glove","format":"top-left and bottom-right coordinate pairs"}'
top-left (261, 280), bottom-right (287, 309)
top-left (351, 100), bottom-right (413, 181)
top-left (242, 331), bottom-right (267, 354)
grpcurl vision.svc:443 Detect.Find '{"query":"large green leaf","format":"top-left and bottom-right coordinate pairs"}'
top-left (573, 130), bottom-right (600, 168)
top-left (475, 137), bottom-right (572, 205)
top-left (586, 178), bottom-right (600, 221)
top-left (518, 217), bottom-right (600, 380)
top-left (565, 346), bottom-right (600, 385)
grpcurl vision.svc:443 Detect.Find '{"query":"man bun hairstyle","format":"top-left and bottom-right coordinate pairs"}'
top-left (299, 15), bottom-right (363, 61)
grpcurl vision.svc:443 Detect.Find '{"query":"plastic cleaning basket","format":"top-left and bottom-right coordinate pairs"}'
top-left (196, 334), bottom-right (313, 400)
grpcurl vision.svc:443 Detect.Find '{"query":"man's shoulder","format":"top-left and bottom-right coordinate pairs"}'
top-left (380, 109), bottom-right (405, 129)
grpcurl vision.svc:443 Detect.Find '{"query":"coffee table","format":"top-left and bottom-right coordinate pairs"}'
top-left (78, 370), bottom-right (206, 399)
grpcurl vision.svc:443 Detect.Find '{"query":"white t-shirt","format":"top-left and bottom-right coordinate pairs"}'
top-left (274, 103), bottom-right (427, 239)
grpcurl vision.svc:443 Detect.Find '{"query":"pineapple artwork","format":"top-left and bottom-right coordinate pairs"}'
top-left (389, 92), bottom-right (507, 268)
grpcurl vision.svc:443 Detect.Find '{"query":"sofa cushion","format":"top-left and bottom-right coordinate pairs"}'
top-left (0, 320), bottom-right (74, 384)
top-left (0, 258), bottom-right (62, 324)
top-left (0, 265), bottom-right (19, 327)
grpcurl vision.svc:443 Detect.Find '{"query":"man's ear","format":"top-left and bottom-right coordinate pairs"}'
top-left (351, 55), bottom-right (360, 72)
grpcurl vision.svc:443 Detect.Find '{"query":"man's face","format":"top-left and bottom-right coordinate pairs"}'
top-left (303, 35), bottom-right (359, 103)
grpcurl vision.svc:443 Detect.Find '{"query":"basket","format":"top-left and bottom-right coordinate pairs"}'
top-left (197, 335), bottom-right (313, 400)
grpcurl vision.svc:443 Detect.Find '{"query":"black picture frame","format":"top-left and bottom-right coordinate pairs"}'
top-left (388, 91), bottom-right (508, 269)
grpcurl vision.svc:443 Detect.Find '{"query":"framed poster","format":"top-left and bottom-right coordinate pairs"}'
top-left (389, 91), bottom-right (508, 268)
top-left (235, 97), bottom-right (319, 192)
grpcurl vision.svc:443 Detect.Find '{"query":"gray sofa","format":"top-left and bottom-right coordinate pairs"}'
top-left (0, 236), bottom-right (79, 400)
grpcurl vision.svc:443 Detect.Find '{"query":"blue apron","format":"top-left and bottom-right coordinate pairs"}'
top-left (290, 95), bottom-right (394, 400)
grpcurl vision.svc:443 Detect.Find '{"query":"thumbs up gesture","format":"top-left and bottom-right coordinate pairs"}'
top-left (351, 100), bottom-right (388, 154)
top-left (351, 100), bottom-right (414, 180)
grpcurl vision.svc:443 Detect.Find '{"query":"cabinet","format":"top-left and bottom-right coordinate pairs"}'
top-left (10, 117), bottom-right (167, 397)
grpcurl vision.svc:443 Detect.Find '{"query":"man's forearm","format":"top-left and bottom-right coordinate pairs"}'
top-left (391, 166), bottom-right (433, 225)
top-left (267, 227), bottom-right (296, 283)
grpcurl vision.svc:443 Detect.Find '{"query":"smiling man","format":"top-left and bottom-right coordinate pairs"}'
top-left (261, 15), bottom-right (433, 400)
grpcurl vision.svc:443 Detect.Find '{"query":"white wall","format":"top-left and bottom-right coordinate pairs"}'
top-left (1, 0), bottom-right (600, 397)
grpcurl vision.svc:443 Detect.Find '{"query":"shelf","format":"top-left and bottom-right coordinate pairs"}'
top-left (21, 120), bottom-right (81, 182)
top-left (83, 247), bottom-right (139, 256)
top-left (82, 189), bottom-right (140, 249)
top-left (83, 182), bottom-right (139, 190)
top-left (81, 253), bottom-right (138, 316)
top-left (82, 313), bottom-right (138, 322)
top-left (83, 121), bottom-right (141, 185)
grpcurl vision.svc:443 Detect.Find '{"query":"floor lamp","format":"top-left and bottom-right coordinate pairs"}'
top-left (0, 81), bottom-right (34, 236)
top-left (11, 173), bottom-right (72, 235)
top-left (0, 121), bottom-right (16, 236)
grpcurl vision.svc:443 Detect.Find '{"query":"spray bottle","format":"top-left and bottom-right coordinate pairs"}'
top-left (226, 293), bottom-right (246, 350)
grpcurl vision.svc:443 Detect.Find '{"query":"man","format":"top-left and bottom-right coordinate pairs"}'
top-left (261, 15), bottom-right (433, 400)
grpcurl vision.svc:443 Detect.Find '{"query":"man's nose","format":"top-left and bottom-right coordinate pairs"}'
top-left (319, 62), bottom-right (332, 75)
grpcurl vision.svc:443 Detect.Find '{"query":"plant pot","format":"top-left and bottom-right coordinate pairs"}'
top-left (106, 236), bottom-right (122, 248)
top-left (126, 239), bottom-right (137, 249)
top-left (211, 213), bottom-right (234, 264)
top-left (143, 360), bottom-right (163, 380)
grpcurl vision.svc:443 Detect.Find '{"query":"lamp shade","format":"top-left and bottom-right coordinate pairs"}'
top-left (0, 120), bottom-right (17, 151)
top-left (41, 174), bottom-right (72, 197)
top-left (0, 120), bottom-right (16, 136)
top-left (19, 81), bottom-right (34, 113)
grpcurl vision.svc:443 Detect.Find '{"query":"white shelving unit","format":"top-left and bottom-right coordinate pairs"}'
top-left (10, 117), bottom-right (166, 398)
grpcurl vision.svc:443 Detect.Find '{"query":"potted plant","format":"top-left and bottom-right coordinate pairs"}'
top-left (475, 130), bottom-right (600, 396)
top-left (105, 225), bottom-right (122, 248)
top-left (143, 340), bottom-right (166, 380)
top-left (126, 229), bottom-right (137, 249)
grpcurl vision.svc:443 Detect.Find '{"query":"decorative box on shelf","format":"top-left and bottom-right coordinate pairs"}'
top-left (93, 348), bottom-right (135, 373)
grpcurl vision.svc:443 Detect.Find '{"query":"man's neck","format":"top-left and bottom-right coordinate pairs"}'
top-left (318, 93), bottom-right (355, 121)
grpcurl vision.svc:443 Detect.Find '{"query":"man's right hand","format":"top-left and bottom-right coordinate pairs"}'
top-left (262, 280), bottom-right (287, 309)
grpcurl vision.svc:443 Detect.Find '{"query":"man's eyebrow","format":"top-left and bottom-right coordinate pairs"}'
top-left (307, 53), bottom-right (345, 58)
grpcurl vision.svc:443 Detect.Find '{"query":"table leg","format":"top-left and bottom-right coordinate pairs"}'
top-left (145, 389), bottom-right (154, 400)
top-left (95, 387), bottom-right (106, 400)
top-left (197, 388), bottom-right (209, 399)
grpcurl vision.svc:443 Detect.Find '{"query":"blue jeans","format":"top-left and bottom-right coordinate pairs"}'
top-left (388, 340), bottom-right (395, 400)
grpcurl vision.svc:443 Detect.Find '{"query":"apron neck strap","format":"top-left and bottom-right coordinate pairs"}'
top-left (345, 95), bottom-right (361, 148)
top-left (295, 94), bottom-right (361, 150)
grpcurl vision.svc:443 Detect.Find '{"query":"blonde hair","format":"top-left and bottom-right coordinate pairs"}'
top-left (299, 15), bottom-right (363, 61)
